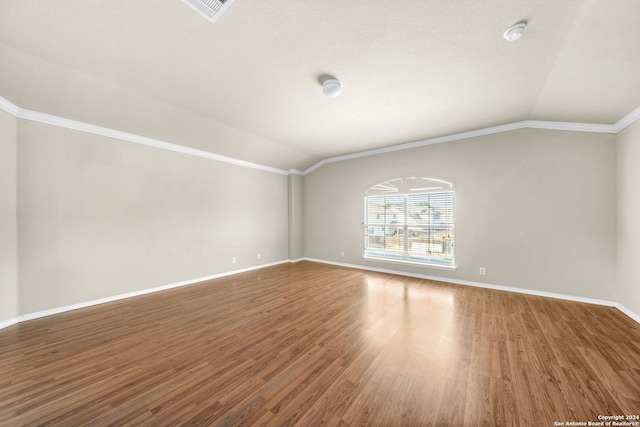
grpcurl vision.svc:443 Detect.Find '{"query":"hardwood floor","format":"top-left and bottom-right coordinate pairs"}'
top-left (1, 261), bottom-right (639, 426)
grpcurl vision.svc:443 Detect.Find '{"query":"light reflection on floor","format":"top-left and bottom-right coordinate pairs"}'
top-left (362, 275), bottom-right (459, 376)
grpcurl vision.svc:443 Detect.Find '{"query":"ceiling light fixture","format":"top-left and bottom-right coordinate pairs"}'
top-left (322, 78), bottom-right (342, 97)
top-left (503, 22), bottom-right (527, 41)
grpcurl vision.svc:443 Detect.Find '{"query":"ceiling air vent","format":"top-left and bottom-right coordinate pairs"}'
top-left (181, 0), bottom-right (235, 23)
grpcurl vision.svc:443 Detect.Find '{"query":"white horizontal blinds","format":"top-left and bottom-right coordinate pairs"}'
top-left (407, 192), bottom-right (454, 229)
top-left (365, 195), bottom-right (405, 256)
top-left (407, 192), bottom-right (454, 261)
top-left (365, 177), bottom-right (455, 266)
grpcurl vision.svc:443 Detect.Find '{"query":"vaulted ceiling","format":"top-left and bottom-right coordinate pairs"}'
top-left (1, 0), bottom-right (639, 171)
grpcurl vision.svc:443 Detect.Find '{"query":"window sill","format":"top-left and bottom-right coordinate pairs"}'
top-left (363, 256), bottom-right (458, 271)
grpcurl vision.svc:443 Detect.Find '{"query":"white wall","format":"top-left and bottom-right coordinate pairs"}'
top-left (0, 110), bottom-right (18, 324)
top-left (616, 120), bottom-right (640, 315)
top-left (304, 128), bottom-right (617, 300)
top-left (17, 120), bottom-right (289, 315)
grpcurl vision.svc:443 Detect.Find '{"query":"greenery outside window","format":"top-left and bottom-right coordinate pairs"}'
top-left (364, 177), bottom-right (455, 268)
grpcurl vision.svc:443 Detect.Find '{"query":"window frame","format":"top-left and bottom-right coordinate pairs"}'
top-left (363, 177), bottom-right (456, 270)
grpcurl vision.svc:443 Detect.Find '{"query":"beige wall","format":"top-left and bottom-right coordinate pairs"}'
top-left (17, 120), bottom-right (289, 315)
top-left (304, 128), bottom-right (617, 300)
top-left (288, 174), bottom-right (304, 260)
top-left (3, 108), bottom-right (637, 322)
top-left (0, 110), bottom-right (18, 323)
top-left (616, 121), bottom-right (640, 315)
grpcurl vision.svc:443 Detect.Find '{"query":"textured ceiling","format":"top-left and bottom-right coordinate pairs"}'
top-left (1, 0), bottom-right (639, 171)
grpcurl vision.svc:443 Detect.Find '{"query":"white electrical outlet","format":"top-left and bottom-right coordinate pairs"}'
top-left (257, 253), bottom-right (261, 260)
top-left (480, 267), bottom-right (486, 275)
top-left (340, 251), bottom-right (345, 257)
top-left (232, 257), bottom-right (237, 264)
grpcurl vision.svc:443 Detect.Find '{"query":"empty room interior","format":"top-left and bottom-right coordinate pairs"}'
top-left (1, 1), bottom-right (640, 425)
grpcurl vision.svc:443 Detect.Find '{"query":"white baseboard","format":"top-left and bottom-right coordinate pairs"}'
top-left (2, 258), bottom-right (638, 330)
top-left (614, 303), bottom-right (640, 324)
top-left (303, 257), bottom-right (640, 324)
top-left (0, 317), bottom-right (18, 330)
top-left (4, 260), bottom-right (289, 329)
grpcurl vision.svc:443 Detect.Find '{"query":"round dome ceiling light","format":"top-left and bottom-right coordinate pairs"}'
top-left (503, 22), bottom-right (527, 41)
top-left (322, 78), bottom-right (342, 97)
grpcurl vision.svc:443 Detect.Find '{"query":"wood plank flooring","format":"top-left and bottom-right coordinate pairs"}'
top-left (1, 261), bottom-right (639, 426)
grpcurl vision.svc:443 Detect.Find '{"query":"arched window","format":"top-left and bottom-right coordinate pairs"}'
top-left (364, 177), bottom-right (455, 267)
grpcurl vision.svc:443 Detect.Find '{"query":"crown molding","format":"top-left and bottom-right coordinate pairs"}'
top-left (0, 96), bottom-right (20, 116)
top-left (302, 118), bottom-right (624, 175)
top-left (303, 121), bottom-right (531, 175)
top-left (17, 107), bottom-right (291, 175)
top-left (525, 120), bottom-right (616, 133)
top-left (1, 95), bottom-right (638, 177)
top-left (614, 105), bottom-right (640, 133)
top-left (0, 96), bottom-right (290, 176)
